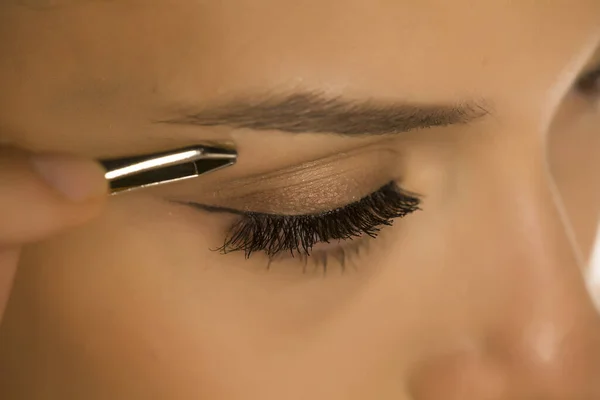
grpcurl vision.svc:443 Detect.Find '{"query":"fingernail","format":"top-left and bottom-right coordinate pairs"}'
top-left (30, 154), bottom-right (108, 201)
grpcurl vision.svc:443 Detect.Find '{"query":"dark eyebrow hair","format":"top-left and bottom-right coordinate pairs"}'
top-left (158, 92), bottom-right (490, 136)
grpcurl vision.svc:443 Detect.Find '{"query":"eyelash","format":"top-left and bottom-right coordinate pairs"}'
top-left (217, 182), bottom-right (421, 263)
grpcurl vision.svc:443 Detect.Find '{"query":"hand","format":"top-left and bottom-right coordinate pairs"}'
top-left (0, 147), bottom-right (108, 323)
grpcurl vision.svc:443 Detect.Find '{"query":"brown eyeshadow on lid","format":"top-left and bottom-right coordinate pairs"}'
top-left (167, 147), bottom-right (402, 215)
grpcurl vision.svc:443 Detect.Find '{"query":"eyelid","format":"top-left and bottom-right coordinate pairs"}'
top-left (181, 174), bottom-right (387, 216)
top-left (199, 149), bottom-right (402, 215)
top-left (161, 144), bottom-right (403, 217)
top-left (183, 181), bottom-right (422, 218)
top-left (216, 145), bottom-right (400, 186)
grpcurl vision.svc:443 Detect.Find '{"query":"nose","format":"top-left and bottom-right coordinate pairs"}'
top-left (409, 153), bottom-right (600, 399)
top-left (489, 273), bottom-right (600, 398)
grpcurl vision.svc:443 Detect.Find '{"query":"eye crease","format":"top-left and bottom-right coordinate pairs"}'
top-left (186, 182), bottom-right (421, 268)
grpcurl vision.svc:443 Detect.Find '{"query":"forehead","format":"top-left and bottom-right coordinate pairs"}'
top-left (5, 1), bottom-right (599, 94)
top-left (0, 1), bottom-right (598, 153)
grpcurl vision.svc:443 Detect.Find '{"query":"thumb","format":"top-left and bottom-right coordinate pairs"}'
top-left (0, 148), bottom-right (108, 244)
top-left (0, 147), bottom-right (108, 321)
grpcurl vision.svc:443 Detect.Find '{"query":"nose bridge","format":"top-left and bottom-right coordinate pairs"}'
top-left (461, 140), bottom-right (589, 303)
top-left (461, 145), bottom-right (600, 395)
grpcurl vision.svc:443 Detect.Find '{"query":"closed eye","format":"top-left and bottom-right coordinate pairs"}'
top-left (187, 182), bottom-right (421, 261)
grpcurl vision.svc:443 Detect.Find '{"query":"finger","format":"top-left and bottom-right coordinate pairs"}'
top-left (0, 148), bottom-right (108, 244)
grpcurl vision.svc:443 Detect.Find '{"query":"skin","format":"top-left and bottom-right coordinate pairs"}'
top-left (1, 0), bottom-right (600, 398)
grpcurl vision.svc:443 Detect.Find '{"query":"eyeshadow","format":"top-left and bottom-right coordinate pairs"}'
top-left (166, 147), bottom-right (401, 215)
top-left (212, 174), bottom-right (368, 214)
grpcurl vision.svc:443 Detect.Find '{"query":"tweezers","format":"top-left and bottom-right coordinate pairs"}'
top-left (99, 145), bottom-right (237, 195)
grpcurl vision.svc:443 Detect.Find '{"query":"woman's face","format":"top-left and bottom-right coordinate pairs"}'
top-left (1, 1), bottom-right (600, 399)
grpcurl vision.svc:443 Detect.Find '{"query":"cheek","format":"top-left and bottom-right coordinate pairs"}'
top-left (7, 197), bottom-right (258, 397)
top-left (5, 195), bottom-right (390, 397)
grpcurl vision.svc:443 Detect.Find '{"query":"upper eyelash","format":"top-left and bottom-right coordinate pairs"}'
top-left (218, 182), bottom-right (421, 259)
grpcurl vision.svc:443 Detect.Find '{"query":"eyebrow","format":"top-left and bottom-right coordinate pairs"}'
top-left (158, 92), bottom-right (490, 136)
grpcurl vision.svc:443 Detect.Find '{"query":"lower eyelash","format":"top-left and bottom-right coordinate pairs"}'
top-left (217, 181), bottom-right (421, 260)
top-left (260, 236), bottom-right (366, 274)
top-left (296, 238), bottom-right (371, 274)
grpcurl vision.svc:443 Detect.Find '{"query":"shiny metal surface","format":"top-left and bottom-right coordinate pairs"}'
top-left (100, 145), bottom-right (237, 195)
